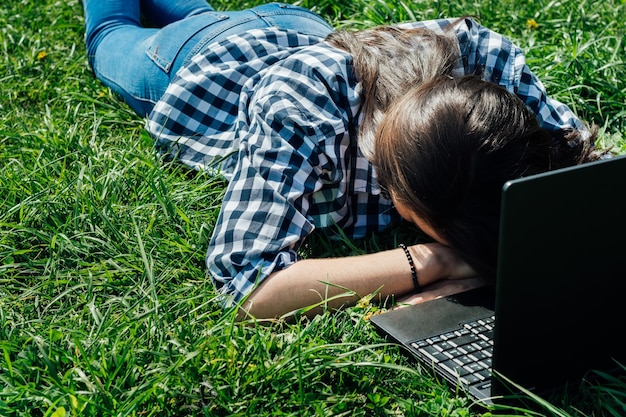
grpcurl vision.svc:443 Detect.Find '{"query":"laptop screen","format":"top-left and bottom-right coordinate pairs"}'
top-left (491, 155), bottom-right (626, 395)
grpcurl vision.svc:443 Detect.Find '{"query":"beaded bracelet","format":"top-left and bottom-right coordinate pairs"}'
top-left (399, 243), bottom-right (422, 293)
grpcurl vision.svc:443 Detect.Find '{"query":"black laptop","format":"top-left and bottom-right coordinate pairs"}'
top-left (370, 154), bottom-right (626, 404)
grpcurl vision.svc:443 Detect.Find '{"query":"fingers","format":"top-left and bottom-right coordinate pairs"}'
top-left (392, 276), bottom-right (488, 308)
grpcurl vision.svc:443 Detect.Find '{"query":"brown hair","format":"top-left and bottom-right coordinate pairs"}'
top-left (325, 25), bottom-right (460, 159)
top-left (373, 75), bottom-right (600, 281)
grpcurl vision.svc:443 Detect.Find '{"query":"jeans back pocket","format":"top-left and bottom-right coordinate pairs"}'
top-left (145, 12), bottom-right (229, 73)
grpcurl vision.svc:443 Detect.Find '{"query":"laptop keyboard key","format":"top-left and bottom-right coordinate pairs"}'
top-left (413, 345), bottom-right (448, 363)
top-left (410, 315), bottom-right (495, 390)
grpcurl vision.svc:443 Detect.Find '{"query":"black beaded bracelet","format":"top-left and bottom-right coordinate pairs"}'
top-left (399, 243), bottom-right (422, 293)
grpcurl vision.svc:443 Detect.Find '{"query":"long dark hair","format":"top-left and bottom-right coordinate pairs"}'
top-left (373, 75), bottom-right (600, 281)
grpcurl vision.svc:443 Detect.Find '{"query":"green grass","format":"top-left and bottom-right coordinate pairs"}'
top-left (1, 0), bottom-right (625, 415)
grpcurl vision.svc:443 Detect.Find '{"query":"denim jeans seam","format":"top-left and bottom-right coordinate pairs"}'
top-left (183, 10), bottom-right (329, 65)
top-left (146, 13), bottom-right (230, 72)
top-left (181, 15), bottom-right (260, 68)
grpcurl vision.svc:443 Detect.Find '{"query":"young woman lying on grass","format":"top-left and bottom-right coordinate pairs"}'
top-left (82, 0), bottom-right (600, 319)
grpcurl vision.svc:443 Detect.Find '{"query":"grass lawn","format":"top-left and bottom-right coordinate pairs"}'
top-left (1, 0), bottom-right (625, 415)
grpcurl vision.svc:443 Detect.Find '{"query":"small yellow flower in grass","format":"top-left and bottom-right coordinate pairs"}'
top-left (363, 309), bottom-right (386, 321)
top-left (356, 295), bottom-right (371, 309)
top-left (37, 50), bottom-right (47, 60)
top-left (526, 19), bottom-right (539, 30)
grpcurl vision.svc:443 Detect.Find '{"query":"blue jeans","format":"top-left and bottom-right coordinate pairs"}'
top-left (84, 0), bottom-right (333, 116)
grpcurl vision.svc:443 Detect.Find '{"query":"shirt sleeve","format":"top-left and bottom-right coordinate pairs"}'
top-left (458, 18), bottom-right (588, 134)
top-left (397, 18), bottom-right (587, 133)
top-left (206, 72), bottom-right (349, 305)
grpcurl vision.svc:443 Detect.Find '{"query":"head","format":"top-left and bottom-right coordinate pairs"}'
top-left (325, 25), bottom-right (460, 159)
top-left (373, 75), bottom-right (598, 282)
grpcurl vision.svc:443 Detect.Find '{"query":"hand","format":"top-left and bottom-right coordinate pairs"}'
top-left (393, 276), bottom-right (488, 308)
top-left (412, 242), bottom-right (476, 281)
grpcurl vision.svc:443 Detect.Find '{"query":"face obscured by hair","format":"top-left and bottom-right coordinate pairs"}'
top-left (392, 196), bottom-right (449, 246)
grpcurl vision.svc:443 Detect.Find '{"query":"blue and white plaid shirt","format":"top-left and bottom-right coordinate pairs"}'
top-left (147, 18), bottom-right (587, 304)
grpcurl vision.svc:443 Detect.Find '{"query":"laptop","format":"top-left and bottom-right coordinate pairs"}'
top-left (370, 154), bottom-right (626, 404)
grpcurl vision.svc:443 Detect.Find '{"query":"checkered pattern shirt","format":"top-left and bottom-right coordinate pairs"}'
top-left (147, 18), bottom-right (587, 304)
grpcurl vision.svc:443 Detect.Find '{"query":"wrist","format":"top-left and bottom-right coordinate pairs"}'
top-left (399, 243), bottom-right (422, 292)
top-left (406, 243), bottom-right (449, 286)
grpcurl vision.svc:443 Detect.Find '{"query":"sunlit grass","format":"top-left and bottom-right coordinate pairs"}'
top-left (1, 0), bottom-right (624, 415)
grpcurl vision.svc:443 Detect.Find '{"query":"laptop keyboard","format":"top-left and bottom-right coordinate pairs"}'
top-left (411, 315), bottom-right (495, 388)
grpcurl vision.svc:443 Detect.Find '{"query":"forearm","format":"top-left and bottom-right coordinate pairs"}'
top-left (239, 243), bottom-right (466, 319)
